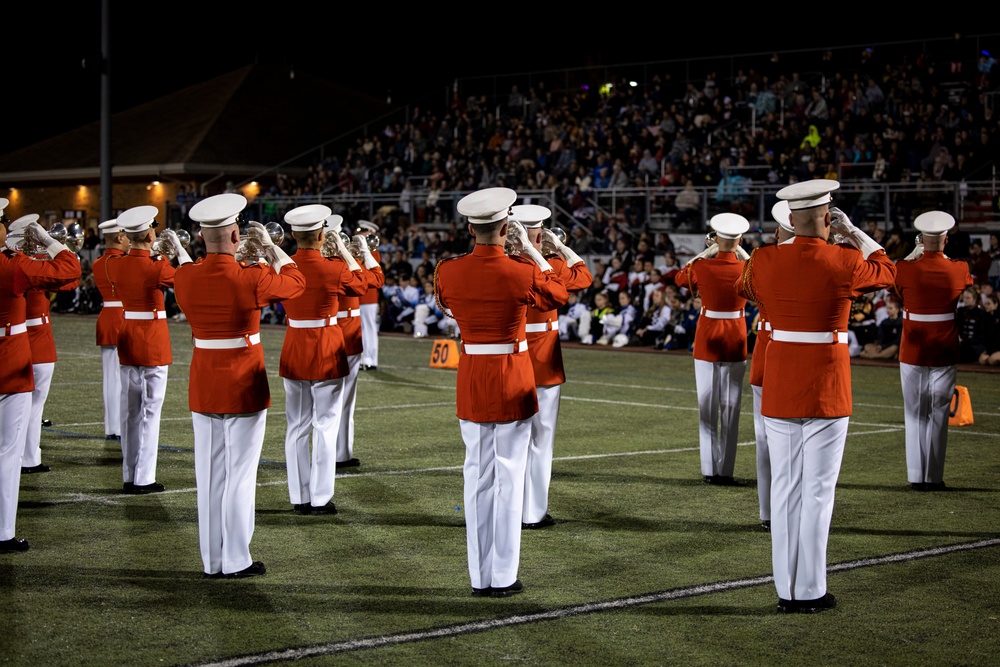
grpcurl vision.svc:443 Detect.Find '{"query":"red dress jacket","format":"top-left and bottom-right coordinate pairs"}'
top-left (435, 245), bottom-right (568, 423)
top-left (357, 249), bottom-right (382, 306)
top-left (0, 249), bottom-right (81, 394)
top-left (893, 251), bottom-right (973, 367)
top-left (279, 249), bottom-right (368, 381)
top-left (21, 252), bottom-right (78, 364)
top-left (174, 254), bottom-right (306, 414)
top-left (737, 237), bottom-right (896, 418)
top-left (674, 251), bottom-right (748, 363)
top-left (338, 264), bottom-right (384, 357)
top-left (526, 255), bottom-right (591, 386)
top-left (107, 249), bottom-right (176, 367)
top-left (93, 248), bottom-right (126, 346)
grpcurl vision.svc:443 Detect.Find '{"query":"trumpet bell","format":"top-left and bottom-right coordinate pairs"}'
top-left (237, 221), bottom-right (284, 264)
top-left (541, 227), bottom-right (567, 256)
top-left (65, 222), bottom-right (86, 253)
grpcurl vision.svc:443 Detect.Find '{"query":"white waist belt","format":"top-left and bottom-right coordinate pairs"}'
top-left (771, 329), bottom-right (848, 344)
top-left (702, 308), bottom-right (744, 319)
top-left (903, 311), bottom-right (955, 322)
top-left (337, 309), bottom-right (361, 318)
top-left (193, 333), bottom-right (262, 349)
top-left (525, 321), bottom-right (559, 333)
top-left (287, 316), bottom-right (337, 328)
top-left (463, 340), bottom-right (529, 355)
top-left (103, 300), bottom-right (123, 308)
top-left (26, 315), bottom-right (50, 327)
top-left (124, 310), bottom-right (166, 320)
top-left (0, 323), bottom-right (28, 337)
top-left (757, 321), bottom-right (772, 331)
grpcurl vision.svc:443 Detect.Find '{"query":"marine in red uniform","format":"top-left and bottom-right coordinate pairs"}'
top-left (748, 200), bottom-right (795, 532)
top-left (737, 179), bottom-right (896, 613)
top-left (175, 193), bottom-right (306, 579)
top-left (893, 211), bottom-right (973, 491)
top-left (674, 213), bottom-right (751, 485)
top-left (107, 206), bottom-right (191, 495)
top-left (434, 187), bottom-right (567, 598)
top-left (0, 208), bottom-right (81, 553)
top-left (279, 206), bottom-right (368, 515)
top-left (356, 220), bottom-right (382, 371)
top-left (13, 219), bottom-right (80, 473)
top-left (92, 218), bottom-right (129, 442)
top-left (510, 205), bottom-right (591, 529)
top-left (330, 216), bottom-right (384, 469)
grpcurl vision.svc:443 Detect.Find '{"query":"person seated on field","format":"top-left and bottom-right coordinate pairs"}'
top-left (860, 299), bottom-right (902, 360)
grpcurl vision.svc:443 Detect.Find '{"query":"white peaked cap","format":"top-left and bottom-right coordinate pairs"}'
top-left (771, 200), bottom-right (794, 233)
top-left (284, 204), bottom-right (332, 232)
top-left (709, 212), bottom-right (750, 239)
top-left (118, 205), bottom-right (159, 233)
top-left (913, 210), bottom-right (955, 236)
top-left (189, 193), bottom-right (248, 228)
top-left (776, 179), bottom-right (840, 210)
top-left (510, 204), bottom-right (551, 229)
top-left (457, 187), bottom-right (517, 224)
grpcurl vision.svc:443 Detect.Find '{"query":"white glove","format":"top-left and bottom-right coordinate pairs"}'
top-left (685, 244), bottom-right (719, 266)
top-left (544, 229), bottom-right (583, 267)
top-left (162, 229), bottom-right (192, 265)
top-left (830, 206), bottom-right (884, 260)
top-left (735, 245), bottom-right (750, 261)
top-left (509, 221), bottom-right (552, 272)
top-left (246, 222), bottom-right (293, 272)
top-left (353, 234), bottom-right (379, 270)
top-left (330, 232), bottom-right (360, 272)
top-left (903, 243), bottom-right (924, 261)
top-left (28, 222), bottom-right (70, 259)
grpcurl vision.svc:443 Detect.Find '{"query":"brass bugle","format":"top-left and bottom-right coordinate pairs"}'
top-left (151, 228), bottom-right (191, 260)
top-left (238, 221), bottom-right (284, 263)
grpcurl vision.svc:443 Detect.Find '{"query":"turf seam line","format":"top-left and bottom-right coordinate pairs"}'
top-left (181, 537), bottom-right (1000, 667)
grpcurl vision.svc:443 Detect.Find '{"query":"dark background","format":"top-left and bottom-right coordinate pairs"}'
top-left (3, 5), bottom-right (984, 156)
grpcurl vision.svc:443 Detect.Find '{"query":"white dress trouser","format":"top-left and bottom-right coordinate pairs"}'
top-left (460, 418), bottom-right (531, 590)
top-left (101, 346), bottom-right (121, 437)
top-left (694, 358), bottom-right (747, 477)
top-left (120, 364), bottom-right (168, 486)
top-left (0, 393), bottom-right (31, 540)
top-left (360, 303), bottom-right (379, 367)
top-left (192, 410), bottom-right (266, 576)
top-left (765, 415), bottom-right (848, 601)
top-left (752, 385), bottom-right (771, 522)
top-left (523, 384), bottom-right (561, 524)
top-left (21, 362), bottom-right (54, 468)
top-left (899, 362), bottom-right (956, 484)
top-left (336, 353), bottom-right (362, 462)
top-left (283, 377), bottom-right (345, 507)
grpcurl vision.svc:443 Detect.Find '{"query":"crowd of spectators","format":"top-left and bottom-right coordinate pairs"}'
top-left (62, 36), bottom-right (1000, 365)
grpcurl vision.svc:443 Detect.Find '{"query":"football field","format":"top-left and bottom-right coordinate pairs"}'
top-left (3, 314), bottom-right (999, 666)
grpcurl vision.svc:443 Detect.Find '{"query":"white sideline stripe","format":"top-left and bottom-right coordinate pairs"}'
top-left (188, 537), bottom-right (1000, 667)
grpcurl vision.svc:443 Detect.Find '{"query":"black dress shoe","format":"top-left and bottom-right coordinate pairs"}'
top-left (924, 482), bottom-right (948, 491)
top-left (491, 580), bottom-right (524, 598)
top-left (704, 475), bottom-right (738, 486)
top-left (0, 537), bottom-right (30, 553)
top-left (105, 434), bottom-right (121, 442)
top-left (777, 592), bottom-right (836, 614)
top-left (471, 587), bottom-right (492, 597)
top-left (124, 482), bottom-right (165, 495)
top-left (41, 419), bottom-right (52, 427)
top-left (292, 503), bottom-right (312, 515)
top-left (910, 482), bottom-right (927, 491)
top-left (226, 561), bottom-right (266, 578)
top-left (310, 502), bottom-right (338, 515)
top-left (203, 571), bottom-right (224, 579)
top-left (761, 520), bottom-right (771, 532)
top-left (337, 458), bottom-right (361, 468)
top-left (21, 464), bottom-right (51, 474)
top-left (522, 514), bottom-right (556, 529)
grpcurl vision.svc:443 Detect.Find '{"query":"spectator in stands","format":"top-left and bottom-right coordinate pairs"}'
top-left (859, 299), bottom-right (903, 360)
top-left (589, 291), bottom-right (615, 344)
top-left (598, 289), bottom-right (639, 347)
top-left (957, 285), bottom-right (991, 364)
top-left (558, 291), bottom-right (593, 344)
top-left (631, 287), bottom-right (672, 348)
top-left (979, 292), bottom-right (1000, 365)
